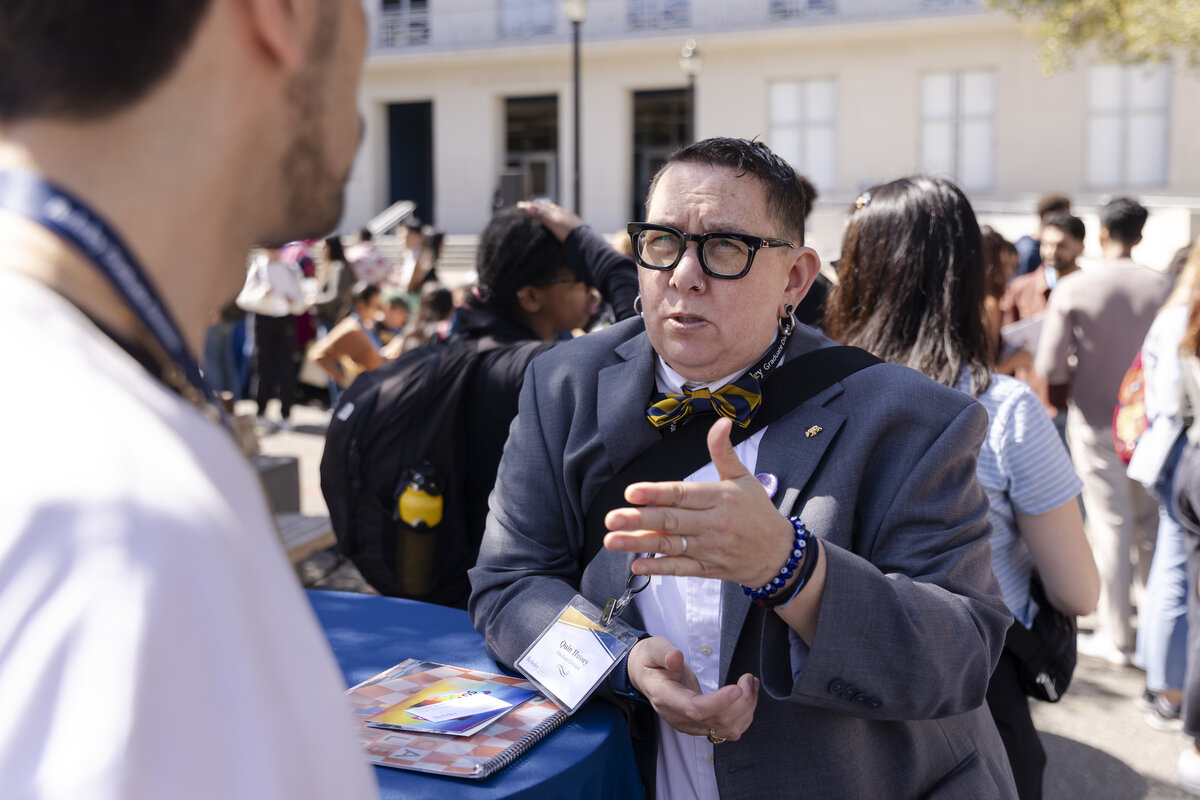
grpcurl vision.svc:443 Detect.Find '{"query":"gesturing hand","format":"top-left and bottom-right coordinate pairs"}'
top-left (627, 637), bottom-right (758, 742)
top-left (603, 417), bottom-right (796, 589)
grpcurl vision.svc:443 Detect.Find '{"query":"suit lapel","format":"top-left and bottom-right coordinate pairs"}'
top-left (596, 333), bottom-right (661, 473)
top-left (718, 335), bottom-right (851, 681)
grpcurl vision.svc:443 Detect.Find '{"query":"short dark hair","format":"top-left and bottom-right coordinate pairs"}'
top-left (648, 138), bottom-right (811, 244)
top-left (475, 207), bottom-right (568, 316)
top-left (0, 2), bottom-right (215, 121)
top-left (797, 175), bottom-right (819, 223)
top-left (1042, 212), bottom-right (1086, 244)
top-left (352, 282), bottom-right (381, 307)
top-left (825, 175), bottom-right (991, 396)
top-left (1036, 194), bottom-right (1072, 219)
top-left (381, 290), bottom-right (409, 311)
top-left (1100, 197), bottom-right (1149, 246)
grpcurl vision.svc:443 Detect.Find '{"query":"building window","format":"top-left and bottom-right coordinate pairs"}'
top-left (498, 0), bottom-right (555, 38)
top-left (628, 0), bottom-right (689, 31)
top-left (1087, 63), bottom-right (1170, 189)
top-left (921, 70), bottom-right (994, 191)
top-left (921, 0), bottom-right (979, 10)
top-left (769, 79), bottom-right (836, 195)
top-left (768, 0), bottom-right (835, 21)
top-left (379, 0), bottom-right (430, 47)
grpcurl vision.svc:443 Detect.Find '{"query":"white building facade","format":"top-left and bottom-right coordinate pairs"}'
top-left (343, 0), bottom-right (1200, 267)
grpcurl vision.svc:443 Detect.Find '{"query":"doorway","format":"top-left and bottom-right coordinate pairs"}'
top-left (387, 101), bottom-right (434, 225)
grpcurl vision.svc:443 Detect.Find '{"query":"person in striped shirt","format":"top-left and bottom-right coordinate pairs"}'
top-left (826, 175), bottom-right (1099, 800)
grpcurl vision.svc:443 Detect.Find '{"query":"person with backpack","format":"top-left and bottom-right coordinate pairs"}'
top-left (824, 176), bottom-right (1098, 800)
top-left (321, 202), bottom-right (638, 608)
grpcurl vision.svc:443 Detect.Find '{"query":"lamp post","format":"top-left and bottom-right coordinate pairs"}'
top-left (561, 0), bottom-right (588, 214)
top-left (679, 38), bottom-right (701, 145)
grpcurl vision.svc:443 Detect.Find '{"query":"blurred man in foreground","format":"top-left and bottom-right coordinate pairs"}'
top-left (0, 2), bottom-right (377, 797)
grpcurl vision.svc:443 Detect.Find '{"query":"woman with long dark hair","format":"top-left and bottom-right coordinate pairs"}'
top-left (312, 235), bottom-right (356, 332)
top-left (825, 176), bottom-right (1098, 800)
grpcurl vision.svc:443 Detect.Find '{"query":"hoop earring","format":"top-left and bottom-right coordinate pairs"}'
top-left (779, 303), bottom-right (797, 336)
top-left (633, 294), bottom-right (643, 317)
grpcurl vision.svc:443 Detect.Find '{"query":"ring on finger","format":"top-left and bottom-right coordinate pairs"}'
top-left (707, 729), bottom-right (726, 745)
top-left (680, 535), bottom-right (688, 555)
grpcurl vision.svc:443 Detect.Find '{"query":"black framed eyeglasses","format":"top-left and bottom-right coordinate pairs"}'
top-left (626, 222), bottom-right (795, 280)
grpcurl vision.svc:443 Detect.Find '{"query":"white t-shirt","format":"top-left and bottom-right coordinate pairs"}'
top-left (0, 272), bottom-right (376, 800)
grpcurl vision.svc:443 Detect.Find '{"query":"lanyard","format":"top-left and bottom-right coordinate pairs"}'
top-left (0, 170), bottom-right (222, 420)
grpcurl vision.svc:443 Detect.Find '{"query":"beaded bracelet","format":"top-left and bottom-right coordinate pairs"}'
top-left (742, 517), bottom-right (813, 605)
top-left (761, 522), bottom-right (820, 609)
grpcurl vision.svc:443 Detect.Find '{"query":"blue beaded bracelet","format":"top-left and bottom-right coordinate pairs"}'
top-left (742, 517), bottom-right (812, 604)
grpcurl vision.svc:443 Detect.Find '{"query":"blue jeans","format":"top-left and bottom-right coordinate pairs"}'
top-left (1137, 499), bottom-right (1191, 691)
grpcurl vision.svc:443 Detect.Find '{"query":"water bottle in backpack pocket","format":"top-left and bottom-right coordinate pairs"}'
top-left (395, 464), bottom-right (444, 597)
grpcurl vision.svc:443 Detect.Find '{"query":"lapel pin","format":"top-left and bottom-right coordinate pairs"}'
top-left (755, 472), bottom-right (779, 499)
top-left (805, 425), bottom-right (823, 438)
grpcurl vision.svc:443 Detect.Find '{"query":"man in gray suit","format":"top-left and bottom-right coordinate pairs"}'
top-left (470, 138), bottom-right (1017, 798)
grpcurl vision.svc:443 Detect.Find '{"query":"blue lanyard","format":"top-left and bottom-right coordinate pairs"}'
top-left (0, 170), bottom-right (221, 419)
top-left (1045, 266), bottom-right (1059, 291)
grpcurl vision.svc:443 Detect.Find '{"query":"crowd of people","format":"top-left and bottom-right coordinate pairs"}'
top-left (206, 221), bottom-right (450, 426)
top-left (4, 2), bottom-right (1200, 796)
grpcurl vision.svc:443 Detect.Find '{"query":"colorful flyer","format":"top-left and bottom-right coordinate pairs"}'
top-left (366, 676), bottom-right (537, 736)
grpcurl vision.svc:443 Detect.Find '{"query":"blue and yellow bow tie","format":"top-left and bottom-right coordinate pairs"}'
top-left (647, 373), bottom-right (763, 429)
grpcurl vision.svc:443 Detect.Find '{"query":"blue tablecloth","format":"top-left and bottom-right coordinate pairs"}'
top-left (308, 590), bottom-right (645, 800)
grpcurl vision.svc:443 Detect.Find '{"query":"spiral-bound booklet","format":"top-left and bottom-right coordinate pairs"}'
top-left (344, 659), bottom-right (568, 779)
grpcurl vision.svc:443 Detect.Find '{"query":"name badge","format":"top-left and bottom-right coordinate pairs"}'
top-left (516, 595), bottom-right (638, 715)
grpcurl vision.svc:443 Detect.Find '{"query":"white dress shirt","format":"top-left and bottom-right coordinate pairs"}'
top-left (635, 356), bottom-right (767, 800)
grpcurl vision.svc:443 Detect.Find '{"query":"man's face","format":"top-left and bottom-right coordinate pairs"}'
top-left (638, 162), bottom-right (816, 384)
top-left (281, 0), bottom-right (367, 240)
top-left (1041, 226), bottom-right (1083, 272)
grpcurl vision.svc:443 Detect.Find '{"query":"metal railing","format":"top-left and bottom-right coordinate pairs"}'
top-left (377, 7), bottom-right (432, 48)
top-left (371, 0), bottom-right (983, 54)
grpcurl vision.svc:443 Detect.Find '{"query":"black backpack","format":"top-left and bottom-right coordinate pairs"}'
top-left (320, 339), bottom-right (491, 607)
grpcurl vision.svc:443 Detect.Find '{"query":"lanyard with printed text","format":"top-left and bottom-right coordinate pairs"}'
top-left (0, 170), bottom-right (222, 420)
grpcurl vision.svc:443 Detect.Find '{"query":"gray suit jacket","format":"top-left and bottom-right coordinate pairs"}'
top-left (469, 318), bottom-right (1017, 798)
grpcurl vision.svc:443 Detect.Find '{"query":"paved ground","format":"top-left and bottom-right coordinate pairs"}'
top-left (254, 399), bottom-right (1198, 799)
